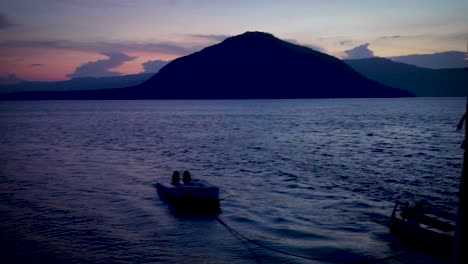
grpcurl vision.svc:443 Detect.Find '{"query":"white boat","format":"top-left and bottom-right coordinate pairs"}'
top-left (154, 173), bottom-right (220, 211)
top-left (390, 200), bottom-right (456, 256)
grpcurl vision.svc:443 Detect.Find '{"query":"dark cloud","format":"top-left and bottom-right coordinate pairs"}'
top-left (0, 39), bottom-right (198, 55)
top-left (46, 0), bottom-right (135, 8)
top-left (0, 34), bottom-right (331, 64)
top-left (67, 52), bottom-right (136, 79)
top-left (30, 63), bottom-right (44, 67)
top-left (0, 33), bottom-right (329, 57)
top-left (304, 43), bottom-right (325, 53)
top-left (283, 38), bottom-right (325, 52)
top-left (192, 34), bottom-right (326, 52)
top-left (284, 38), bottom-right (299, 44)
top-left (377, 32), bottom-right (466, 42)
top-left (0, 12), bottom-right (13, 30)
top-left (380, 35), bottom-right (401, 39)
top-left (339, 40), bottom-right (353, 46)
top-left (128, 42), bottom-right (196, 54)
top-left (344, 43), bottom-right (375, 59)
top-left (142, 60), bottom-right (169, 73)
top-left (191, 34), bottom-right (230, 42)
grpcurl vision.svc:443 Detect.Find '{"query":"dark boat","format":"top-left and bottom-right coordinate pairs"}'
top-left (390, 200), bottom-right (456, 255)
top-left (154, 171), bottom-right (220, 212)
top-left (389, 97), bottom-right (467, 260)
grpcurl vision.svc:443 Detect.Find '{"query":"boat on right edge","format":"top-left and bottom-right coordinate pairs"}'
top-left (390, 95), bottom-right (468, 260)
top-left (390, 200), bottom-right (456, 256)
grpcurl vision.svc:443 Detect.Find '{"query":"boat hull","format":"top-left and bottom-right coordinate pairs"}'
top-left (155, 181), bottom-right (220, 212)
top-left (390, 201), bottom-right (455, 256)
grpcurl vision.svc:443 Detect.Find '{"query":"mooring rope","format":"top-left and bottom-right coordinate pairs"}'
top-left (215, 216), bottom-right (414, 263)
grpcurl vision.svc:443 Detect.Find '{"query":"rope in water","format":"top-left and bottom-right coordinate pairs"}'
top-left (217, 216), bottom-right (261, 264)
top-left (215, 216), bottom-right (414, 263)
top-left (215, 216), bottom-right (325, 261)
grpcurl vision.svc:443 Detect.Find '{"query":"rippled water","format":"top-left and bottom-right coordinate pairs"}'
top-left (0, 98), bottom-right (465, 263)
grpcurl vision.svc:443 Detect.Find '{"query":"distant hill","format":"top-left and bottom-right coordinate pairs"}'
top-left (0, 74), bottom-right (25, 85)
top-left (0, 31), bottom-right (413, 100)
top-left (0, 73), bottom-right (153, 94)
top-left (389, 51), bottom-right (467, 69)
top-left (344, 57), bottom-right (467, 97)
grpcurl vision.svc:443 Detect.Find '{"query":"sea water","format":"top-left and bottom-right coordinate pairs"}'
top-left (0, 98), bottom-right (464, 263)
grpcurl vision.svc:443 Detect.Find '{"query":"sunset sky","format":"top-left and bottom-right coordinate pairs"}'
top-left (0, 0), bottom-right (466, 81)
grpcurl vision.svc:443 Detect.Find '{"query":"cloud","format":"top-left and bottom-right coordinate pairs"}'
top-left (0, 33), bottom-right (330, 58)
top-left (45, 0), bottom-right (136, 8)
top-left (191, 34), bottom-right (230, 42)
top-left (0, 12), bottom-right (13, 30)
top-left (283, 38), bottom-right (325, 52)
top-left (344, 43), bottom-right (375, 59)
top-left (379, 35), bottom-right (401, 39)
top-left (377, 32), bottom-right (466, 42)
top-left (142, 60), bottom-right (169, 73)
top-left (339, 40), bottom-right (353, 46)
top-left (67, 52), bottom-right (136, 79)
top-left (197, 35), bottom-right (327, 54)
top-left (0, 39), bottom-right (198, 55)
top-left (304, 43), bottom-right (326, 53)
top-left (284, 38), bottom-right (299, 44)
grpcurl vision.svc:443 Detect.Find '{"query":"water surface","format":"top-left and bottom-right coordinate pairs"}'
top-left (0, 98), bottom-right (464, 263)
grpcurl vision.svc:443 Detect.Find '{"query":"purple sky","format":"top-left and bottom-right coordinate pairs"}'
top-left (0, 0), bottom-right (466, 81)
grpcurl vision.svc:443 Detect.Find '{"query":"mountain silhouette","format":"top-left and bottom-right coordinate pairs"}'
top-left (0, 31), bottom-right (413, 100)
top-left (345, 57), bottom-right (468, 97)
top-left (390, 51), bottom-right (466, 69)
top-left (136, 31), bottom-right (412, 99)
top-left (0, 73), bottom-right (153, 94)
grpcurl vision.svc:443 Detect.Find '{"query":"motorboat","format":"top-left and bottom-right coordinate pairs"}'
top-left (390, 200), bottom-right (456, 256)
top-left (154, 171), bottom-right (220, 212)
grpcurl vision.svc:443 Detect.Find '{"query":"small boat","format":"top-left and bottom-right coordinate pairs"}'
top-left (390, 200), bottom-right (456, 256)
top-left (154, 171), bottom-right (220, 212)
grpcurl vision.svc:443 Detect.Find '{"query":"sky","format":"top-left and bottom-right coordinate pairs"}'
top-left (0, 0), bottom-right (466, 81)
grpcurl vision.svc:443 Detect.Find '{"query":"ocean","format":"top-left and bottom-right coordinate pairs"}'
top-left (0, 98), bottom-right (465, 263)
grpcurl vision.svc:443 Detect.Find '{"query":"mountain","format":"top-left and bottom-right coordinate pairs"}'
top-left (0, 73), bottom-right (153, 94)
top-left (389, 51), bottom-right (467, 69)
top-left (0, 32), bottom-right (413, 100)
top-left (344, 57), bottom-right (467, 97)
top-left (136, 31), bottom-right (412, 99)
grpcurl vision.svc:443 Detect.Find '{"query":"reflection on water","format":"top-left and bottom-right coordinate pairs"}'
top-left (0, 98), bottom-right (464, 263)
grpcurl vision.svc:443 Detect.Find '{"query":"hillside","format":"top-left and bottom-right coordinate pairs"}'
top-left (0, 73), bottom-right (153, 94)
top-left (389, 51), bottom-right (466, 69)
top-left (344, 58), bottom-right (467, 97)
top-left (137, 32), bottom-right (412, 99)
